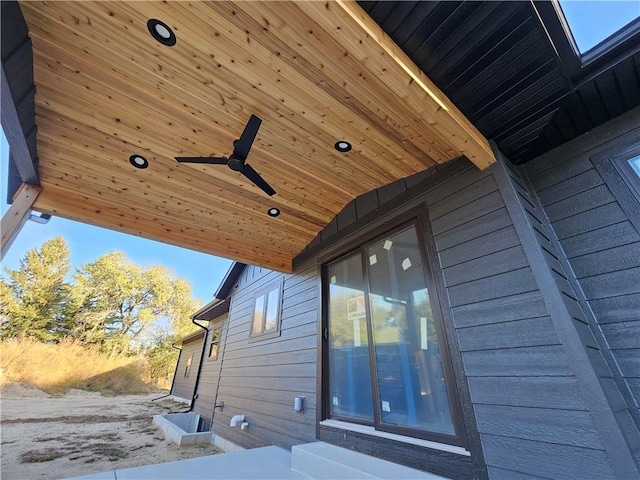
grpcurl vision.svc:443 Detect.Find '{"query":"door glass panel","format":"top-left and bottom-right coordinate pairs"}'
top-left (366, 225), bottom-right (455, 435)
top-left (327, 253), bottom-right (373, 421)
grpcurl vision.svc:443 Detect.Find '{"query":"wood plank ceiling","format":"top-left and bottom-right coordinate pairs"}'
top-left (20, 1), bottom-right (494, 272)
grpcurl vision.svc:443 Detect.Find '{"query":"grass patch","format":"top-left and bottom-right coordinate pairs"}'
top-left (88, 443), bottom-right (129, 461)
top-left (34, 436), bottom-right (67, 443)
top-left (0, 338), bottom-right (159, 395)
top-left (20, 448), bottom-right (67, 463)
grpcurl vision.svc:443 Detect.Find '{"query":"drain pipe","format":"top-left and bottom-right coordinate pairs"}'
top-left (152, 342), bottom-right (183, 402)
top-left (188, 316), bottom-right (210, 413)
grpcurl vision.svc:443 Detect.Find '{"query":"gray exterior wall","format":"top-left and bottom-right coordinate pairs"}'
top-left (521, 108), bottom-right (640, 466)
top-left (295, 152), bottom-right (637, 477)
top-left (192, 314), bottom-right (228, 423)
top-left (171, 336), bottom-right (203, 402)
top-left (204, 111), bottom-right (639, 478)
top-left (211, 264), bottom-right (318, 450)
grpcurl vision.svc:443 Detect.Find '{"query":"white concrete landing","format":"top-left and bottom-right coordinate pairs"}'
top-left (291, 442), bottom-right (447, 480)
top-left (68, 446), bottom-right (294, 480)
top-left (68, 441), bottom-right (449, 480)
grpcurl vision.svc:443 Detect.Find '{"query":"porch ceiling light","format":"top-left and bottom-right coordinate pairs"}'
top-left (147, 19), bottom-right (176, 46)
top-left (334, 141), bottom-right (352, 153)
top-left (129, 155), bottom-right (149, 169)
top-left (267, 207), bottom-right (280, 217)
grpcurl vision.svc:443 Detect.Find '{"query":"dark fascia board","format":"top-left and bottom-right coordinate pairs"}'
top-left (190, 262), bottom-right (245, 322)
top-left (1, 1), bottom-right (39, 192)
top-left (213, 262), bottom-right (246, 300)
top-left (177, 329), bottom-right (205, 345)
top-left (192, 298), bottom-right (230, 321)
top-left (1, 62), bottom-right (38, 188)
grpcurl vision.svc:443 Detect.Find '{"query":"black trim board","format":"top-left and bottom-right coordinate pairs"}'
top-left (318, 425), bottom-right (474, 480)
top-left (420, 209), bottom-right (488, 480)
top-left (1, 62), bottom-right (38, 187)
top-left (490, 143), bottom-right (640, 479)
top-left (1, 1), bottom-right (39, 193)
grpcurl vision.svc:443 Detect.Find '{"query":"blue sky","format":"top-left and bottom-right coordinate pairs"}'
top-left (560, 0), bottom-right (640, 52)
top-left (2, 1), bottom-right (637, 304)
top-left (1, 134), bottom-right (232, 304)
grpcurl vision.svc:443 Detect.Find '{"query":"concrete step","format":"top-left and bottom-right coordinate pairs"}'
top-left (291, 442), bottom-right (447, 480)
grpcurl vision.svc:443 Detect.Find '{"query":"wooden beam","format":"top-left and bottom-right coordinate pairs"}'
top-left (1, 62), bottom-right (39, 185)
top-left (0, 183), bottom-right (42, 261)
top-left (333, 0), bottom-right (496, 169)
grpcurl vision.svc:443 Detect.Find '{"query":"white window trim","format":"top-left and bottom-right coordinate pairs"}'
top-left (319, 419), bottom-right (470, 457)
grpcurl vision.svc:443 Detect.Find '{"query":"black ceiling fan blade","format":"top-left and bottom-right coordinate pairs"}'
top-left (233, 114), bottom-right (262, 160)
top-left (175, 157), bottom-right (228, 164)
top-left (241, 163), bottom-right (276, 196)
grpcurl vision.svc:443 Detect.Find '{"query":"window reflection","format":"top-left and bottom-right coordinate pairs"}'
top-left (327, 253), bottom-right (374, 421)
top-left (366, 226), bottom-right (454, 435)
top-left (327, 224), bottom-right (456, 438)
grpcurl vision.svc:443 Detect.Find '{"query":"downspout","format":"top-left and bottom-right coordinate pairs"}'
top-left (189, 317), bottom-right (209, 413)
top-left (152, 341), bottom-right (182, 402)
top-left (210, 312), bottom-right (232, 423)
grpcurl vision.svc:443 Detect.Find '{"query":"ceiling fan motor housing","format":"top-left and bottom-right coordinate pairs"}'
top-left (227, 156), bottom-right (244, 171)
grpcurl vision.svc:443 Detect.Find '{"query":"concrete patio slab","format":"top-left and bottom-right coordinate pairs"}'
top-left (68, 446), bottom-right (293, 480)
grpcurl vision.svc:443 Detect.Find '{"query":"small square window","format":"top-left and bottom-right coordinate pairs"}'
top-left (208, 327), bottom-right (221, 361)
top-left (250, 279), bottom-right (283, 341)
top-left (184, 354), bottom-right (193, 378)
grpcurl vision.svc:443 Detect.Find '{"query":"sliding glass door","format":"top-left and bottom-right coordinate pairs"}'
top-left (325, 221), bottom-right (464, 445)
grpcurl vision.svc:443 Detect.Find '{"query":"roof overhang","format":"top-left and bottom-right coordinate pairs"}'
top-left (192, 298), bottom-right (230, 322)
top-left (178, 328), bottom-right (205, 345)
top-left (12, 1), bottom-right (495, 272)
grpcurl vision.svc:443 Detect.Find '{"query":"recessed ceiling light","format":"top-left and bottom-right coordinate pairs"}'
top-left (147, 19), bottom-right (176, 46)
top-left (129, 155), bottom-right (149, 169)
top-left (267, 208), bottom-right (280, 217)
top-left (334, 141), bottom-right (352, 153)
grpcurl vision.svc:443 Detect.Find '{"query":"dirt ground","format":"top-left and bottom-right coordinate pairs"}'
top-left (0, 383), bottom-right (222, 480)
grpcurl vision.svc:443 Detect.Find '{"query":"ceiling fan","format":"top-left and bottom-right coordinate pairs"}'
top-left (175, 114), bottom-right (276, 196)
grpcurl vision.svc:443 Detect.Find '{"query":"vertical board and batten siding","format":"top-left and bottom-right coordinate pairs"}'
top-left (192, 314), bottom-right (228, 423)
top-left (170, 337), bottom-right (203, 402)
top-left (211, 264), bottom-right (318, 450)
top-left (295, 157), bottom-right (632, 478)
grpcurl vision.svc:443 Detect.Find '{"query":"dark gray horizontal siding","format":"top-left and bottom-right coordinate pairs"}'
top-left (212, 265), bottom-right (317, 450)
top-left (462, 345), bottom-right (571, 377)
top-left (468, 376), bottom-right (587, 410)
top-left (427, 161), bottom-right (612, 477)
top-left (570, 242), bottom-right (640, 277)
top-left (485, 466), bottom-right (549, 480)
top-left (475, 404), bottom-right (601, 448)
top-left (438, 223), bottom-right (519, 268)
top-left (457, 316), bottom-right (559, 351)
top-left (524, 120), bottom-right (640, 415)
top-left (481, 434), bottom-right (615, 480)
top-left (561, 221), bottom-right (640, 258)
top-left (451, 291), bottom-right (547, 328)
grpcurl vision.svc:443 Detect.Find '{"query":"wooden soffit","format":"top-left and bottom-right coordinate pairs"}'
top-left (20, 1), bottom-right (494, 272)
